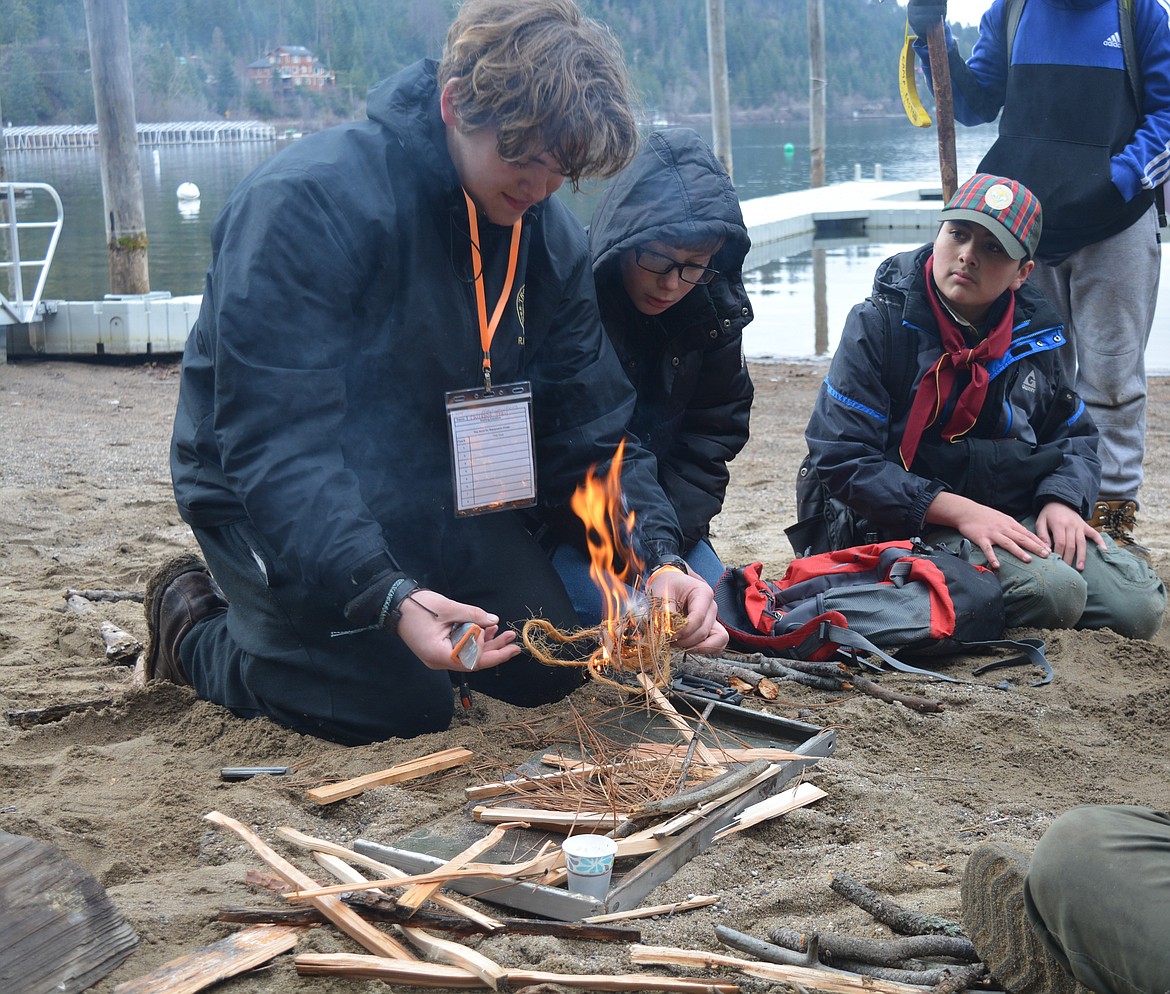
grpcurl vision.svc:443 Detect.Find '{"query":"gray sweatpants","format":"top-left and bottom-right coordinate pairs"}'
top-left (925, 520), bottom-right (1166, 639)
top-left (1026, 805), bottom-right (1170, 994)
top-left (1027, 206), bottom-right (1162, 503)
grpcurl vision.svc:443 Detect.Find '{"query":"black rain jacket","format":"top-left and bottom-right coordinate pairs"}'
top-left (586, 128), bottom-right (754, 548)
top-left (797, 245), bottom-right (1100, 549)
top-left (170, 60), bottom-right (684, 620)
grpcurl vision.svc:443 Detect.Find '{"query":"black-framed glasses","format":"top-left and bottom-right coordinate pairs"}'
top-left (634, 246), bottom-right (719, 286)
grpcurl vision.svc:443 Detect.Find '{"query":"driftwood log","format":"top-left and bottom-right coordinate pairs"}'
top-left (830, 870), bottom-right (966, 937)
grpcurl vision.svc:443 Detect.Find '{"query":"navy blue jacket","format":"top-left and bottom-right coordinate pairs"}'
top-left (801, 245), bottom-right (1101, 543)
top-left (171, 60), bottom-right (684, 619)
top-left (917, 0), bottom-right (1170, 258)
top-left (587, 129), bottom-right (754, 547)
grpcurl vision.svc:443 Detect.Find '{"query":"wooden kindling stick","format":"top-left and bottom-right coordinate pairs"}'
top-left (305, 747), bottom-right (473, 805)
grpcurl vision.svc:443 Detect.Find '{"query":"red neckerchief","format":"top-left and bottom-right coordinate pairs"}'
top-left (899, 253), bottom-right (1016, 470)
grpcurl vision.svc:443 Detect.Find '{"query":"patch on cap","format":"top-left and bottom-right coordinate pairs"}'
top-left (983, 183), bottom-right (1014, 211)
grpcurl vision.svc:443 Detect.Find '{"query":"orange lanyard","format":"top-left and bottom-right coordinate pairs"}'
top-left (463, 189), bottom-right (522, 393)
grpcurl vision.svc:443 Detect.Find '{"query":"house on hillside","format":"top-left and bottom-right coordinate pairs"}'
top-left (247, 46), bottom-right (335, 91)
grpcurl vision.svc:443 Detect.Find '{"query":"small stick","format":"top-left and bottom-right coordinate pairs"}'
top-left (582, 895), bottom-right (719, 923)
top-left (675, 701), bottom-right (715, 789)
top-left (6, 698), bottom-right (115, 728)
top-left (631, 943), bottom-right (928, 994)
top-left (849, 675), bottom-right (945, 714)
top-left (65, 587), bottom-right (144, 603)
top-left (829, 870), bottom-right (966, 937)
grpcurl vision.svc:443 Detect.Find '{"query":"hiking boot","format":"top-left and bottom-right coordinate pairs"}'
top-left (960, 842), bottom-right (1087, 994)
top-left (1087, 499), bottom-right (1139, 544)
top-left (142, 553), bottom-right (227, 686)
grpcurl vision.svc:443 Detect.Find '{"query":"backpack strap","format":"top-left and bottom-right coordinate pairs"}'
top-left (970, 636), bottom-right (1054, 687)
top-left (822, 622), bottom-right (961, 682)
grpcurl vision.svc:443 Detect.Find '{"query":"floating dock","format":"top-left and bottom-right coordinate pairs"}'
top-left (3, 121), bottom-right (277, 151)
top-left (2, 180), bottom-right (943, 361)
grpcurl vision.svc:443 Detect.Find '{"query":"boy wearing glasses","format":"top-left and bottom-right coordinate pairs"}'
top-left (548, 128), bottom-right (754, 623)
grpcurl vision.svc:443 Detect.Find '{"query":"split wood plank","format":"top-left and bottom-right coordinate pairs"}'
top-left (636, 673), bottom-right (721, 767)
top-left (275, 826), bottom-right (503, 930)
top-left (471, 806), bottom-right (628, 831)
top-left (581, 895), bottom-right (719, 923)
top-left (630, 943), bottom-right (927, 993)
top-left (626, 743), bottom-right (806, 763)
top-left (712, 781), bottom-right (828, 840)
top-left (648, 762), bottom-right (785, 838)
top-left (305, 747), bottom-right (473, 805)
top-left (313, 852), bottom-right (509, 991)
top-left (111, 925), bottom-right (298, 994)
top-left (203, 810), bottom-right (414, 960)
top-left (295, 952), bottom-right (740, 992)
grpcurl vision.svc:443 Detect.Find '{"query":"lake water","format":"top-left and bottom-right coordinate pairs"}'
top-left (6, 118), bottom-right (1170, 369)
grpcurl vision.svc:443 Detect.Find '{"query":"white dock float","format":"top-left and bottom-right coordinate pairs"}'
top-left (742, 179), bottom-right (944, 268)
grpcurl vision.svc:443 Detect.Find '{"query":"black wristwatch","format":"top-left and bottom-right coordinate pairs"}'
top-left (646, 555), bottom-right (689, 580)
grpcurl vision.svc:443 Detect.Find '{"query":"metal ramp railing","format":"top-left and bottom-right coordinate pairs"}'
top-left (1, 182), bottom-right (64, 326)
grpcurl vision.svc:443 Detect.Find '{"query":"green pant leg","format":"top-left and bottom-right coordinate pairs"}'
top-left (1026, 805), bottom-right (1170, 994)
top-left (1075, 534), bottom-right (1166, 640)
top-left (924, 521), bottom-right (1087, 630)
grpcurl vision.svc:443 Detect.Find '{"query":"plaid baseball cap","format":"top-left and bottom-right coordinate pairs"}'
top-left (938, 173), bottom-right (1042, 260)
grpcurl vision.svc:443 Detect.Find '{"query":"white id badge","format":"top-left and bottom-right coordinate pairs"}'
top-left (445, 381), bottom-right (537, 516)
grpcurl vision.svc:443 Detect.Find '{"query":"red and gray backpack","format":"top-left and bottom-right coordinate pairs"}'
top-left (714, 539), bottom-right (1052, 685)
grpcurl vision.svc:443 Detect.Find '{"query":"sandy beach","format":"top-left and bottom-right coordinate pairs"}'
top-left (2, 356), bottom-right (1168, 993)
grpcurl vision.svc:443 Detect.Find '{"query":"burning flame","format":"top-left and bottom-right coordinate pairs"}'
top-left (570, 440), bottom-right (674, 678)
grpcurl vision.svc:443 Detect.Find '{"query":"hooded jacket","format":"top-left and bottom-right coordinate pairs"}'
top-left (586, 129), bottom-right (754, 547)
top-left (170, 60), bottom-right (684, 620)
top-left (801, 245), bottom-right (1100, 544)
top-left (918, 0), bottom-right (1170, 259)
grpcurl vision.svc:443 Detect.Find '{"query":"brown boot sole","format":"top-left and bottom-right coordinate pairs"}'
top-left (960, 842), bottom-right (1087, 994)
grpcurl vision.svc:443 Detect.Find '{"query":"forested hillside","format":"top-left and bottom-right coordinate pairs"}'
top-left (0, 0), bottom-right (978, 126)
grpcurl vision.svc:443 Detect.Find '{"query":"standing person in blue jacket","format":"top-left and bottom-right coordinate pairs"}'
top-left (140, 0), bottom-right (728, 746)
top-left (794, 173), bottom-right (1165, 638)
top-left (546, 129), bottom-right (754, 626)
top-left (906, 0), bottom-right (1170, 546)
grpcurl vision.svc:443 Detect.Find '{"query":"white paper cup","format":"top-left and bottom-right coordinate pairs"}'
top-left (561, 833), bottom-right (618, 899)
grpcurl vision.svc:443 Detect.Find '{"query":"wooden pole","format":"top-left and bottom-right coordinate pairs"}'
top-left (807, 0), bottom-right (826, 189)
top-left (808, 0), bottom-right (829, 358)
top-left (925, 20), bottom-right (958, 200)
top-left (705, 0), bottom-right (733, 179)
top-left (82, 0), bottom-right (150, 294)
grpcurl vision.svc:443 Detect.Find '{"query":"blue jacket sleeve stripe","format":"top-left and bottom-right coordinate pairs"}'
top-left (826, 379), bottom-right (887, 423)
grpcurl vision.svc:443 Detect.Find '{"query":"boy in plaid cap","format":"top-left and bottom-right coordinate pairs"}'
top-left (793, 173), bottom-right (1164, 638)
